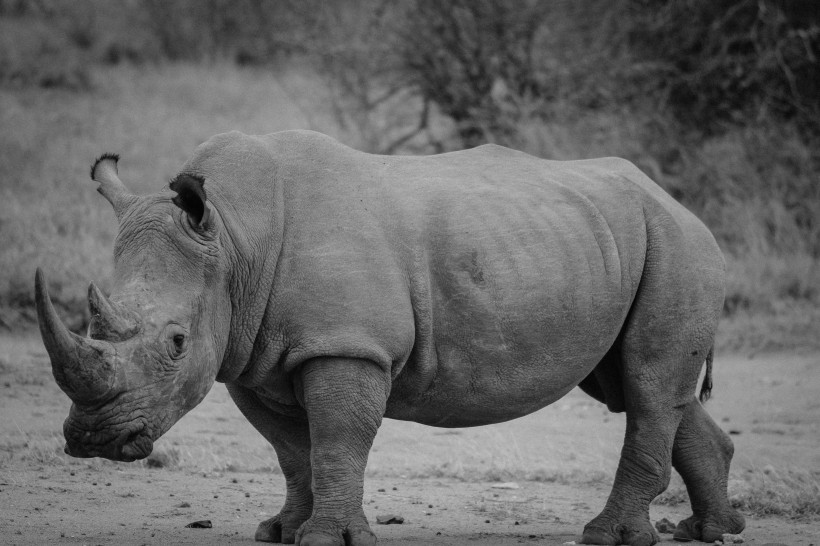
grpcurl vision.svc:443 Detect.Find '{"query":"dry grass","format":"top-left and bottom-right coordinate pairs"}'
top-left (0, 61), bottom-right (346, 328)
top-left (1, 43), bottom-right (818, 348)
top-left (731, 467), bottom-right (820, 519)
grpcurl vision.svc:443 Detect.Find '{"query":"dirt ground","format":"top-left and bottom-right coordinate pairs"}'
top-left (1, 331), bottom-right (818, 545)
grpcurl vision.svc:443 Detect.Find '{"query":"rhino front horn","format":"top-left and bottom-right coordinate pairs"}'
top-left (35, 268), bottom-right (120, 405)
top-left (90, 153), bottom-right (137, 220)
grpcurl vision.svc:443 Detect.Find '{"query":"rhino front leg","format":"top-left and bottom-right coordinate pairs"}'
top-left (672, 398), bottom-right (745, 542)
top-left (226, 384), bottom-right (313, 543)
top-left (295, 357), bottom-right (390, 546)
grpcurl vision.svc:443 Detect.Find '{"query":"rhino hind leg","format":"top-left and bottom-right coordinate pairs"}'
top-left (581, 394), bottom-right (684, 546)
top-left (671, 399), bottom-right (745, 542)
top-left (226, 384), bottom-right (313, 544)
top-left (581, 218), bottom-right (727, 545)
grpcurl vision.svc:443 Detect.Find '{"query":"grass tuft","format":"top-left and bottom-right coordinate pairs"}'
top-left (654, 468), bottom-right (820, 520)
top-left (730, 468), bottom-right (820, 519)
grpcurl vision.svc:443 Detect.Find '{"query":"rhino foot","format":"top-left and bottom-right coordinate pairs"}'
top-left (294, 511), bottom-right (376, 546)
top-left (581, 519), bottom-right (659, 546)
top-left (255, 509), bottom-right (311, 543)
top-left (673, 511), bottom-right (745, 543)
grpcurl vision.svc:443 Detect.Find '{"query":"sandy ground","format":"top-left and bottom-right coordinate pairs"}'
top-left (1, 332), bottom-right (818, 545)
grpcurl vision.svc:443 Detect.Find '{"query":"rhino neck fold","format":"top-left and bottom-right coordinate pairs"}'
top-left (207, 194), bottom-right (284, 385)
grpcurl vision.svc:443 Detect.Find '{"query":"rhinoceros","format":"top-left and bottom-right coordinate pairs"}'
top-left (36, 130), bottom-right (745, 545)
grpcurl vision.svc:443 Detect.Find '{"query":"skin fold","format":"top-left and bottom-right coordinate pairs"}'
top-left (37, 130), bottom-right (745, 545)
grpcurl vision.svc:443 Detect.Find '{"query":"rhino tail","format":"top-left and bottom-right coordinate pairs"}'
top-left (699, 345), bottom-right (714, 403)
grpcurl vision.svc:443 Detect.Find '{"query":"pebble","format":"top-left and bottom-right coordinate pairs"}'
top-left (185, 520), bottom-right (212, 529)
top-left (654, 517), bottom-right (677, 534)
top-left (721, 533), bottom-right (744, 544)
top-left (491, 482), bottom-right (520, 489)
top-left (376, 514), bottom-right (404, 525)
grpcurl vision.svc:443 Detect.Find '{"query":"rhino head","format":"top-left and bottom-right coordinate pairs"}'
top-left (36, 154), bottom-right (230, 461)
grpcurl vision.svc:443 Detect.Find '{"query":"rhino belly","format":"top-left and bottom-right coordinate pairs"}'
top-left (386, 325), bottom-right (619, 427)
top-left (385, 275), bottom-right (630, 428)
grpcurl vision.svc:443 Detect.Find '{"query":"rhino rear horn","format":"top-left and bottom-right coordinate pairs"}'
top-left (87, 282), bottom-right (140, 342)
top-left (35, 268), bottom-right (120, 405)
top-left (91, 153), bottom-right (137, 220)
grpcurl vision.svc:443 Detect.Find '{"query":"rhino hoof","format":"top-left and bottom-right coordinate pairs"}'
top-left (673, 513), bottom-right (746, 543)
top-left (297, 531), bottom-right (343, 546)
top-left (581, 524), bottom-right (659, 546)
top-left (255, 515), bottom-right (298, 543)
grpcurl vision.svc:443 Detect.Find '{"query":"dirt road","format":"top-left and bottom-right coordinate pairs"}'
top-left (1, 332), bottom-right (818, 545)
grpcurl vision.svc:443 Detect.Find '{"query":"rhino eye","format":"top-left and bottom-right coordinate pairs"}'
top-left (163, 325), bottom-right (189, 360)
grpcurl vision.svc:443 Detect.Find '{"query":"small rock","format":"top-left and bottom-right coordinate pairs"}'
top-left (654, 517), bottom-right (677, 534)
top-left (177, 502), bottom-right (191, 508)
top-left (377, 488), bottom-right (385, 492)
top-left (491, 482), bottom-right (520, 489)
top-left (376, 514), bottom-right (404, 525)
top-left (185, 520), bottom-right (212, 529)
top-left (484, 519), bottom-right (490, 523)
top-left (721, 533), bottom-right (744, 544)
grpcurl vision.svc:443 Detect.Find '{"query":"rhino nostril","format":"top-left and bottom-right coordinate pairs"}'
top-left (125, 429), bottom-right (142, 445)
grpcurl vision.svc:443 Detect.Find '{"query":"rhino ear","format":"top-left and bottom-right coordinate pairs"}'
top-left (170, 173), bottom-right (211, 229)
top-left (91, 153), bottom-right (137, 220)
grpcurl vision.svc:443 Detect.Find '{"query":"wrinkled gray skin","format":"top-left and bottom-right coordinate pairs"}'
top-left (37, 130), bottom-right (745, 546)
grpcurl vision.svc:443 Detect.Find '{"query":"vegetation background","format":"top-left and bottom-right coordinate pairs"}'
top-left (1, 0), bottom-right (818, 352)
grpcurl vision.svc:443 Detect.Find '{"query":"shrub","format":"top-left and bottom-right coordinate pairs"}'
top-left (623, 0), bottom-right (820, 136)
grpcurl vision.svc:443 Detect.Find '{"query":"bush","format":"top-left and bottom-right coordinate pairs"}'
top-left (623, 0), bottom-right (820, 136)
top-left (393, 0), bottom-right (552, 148)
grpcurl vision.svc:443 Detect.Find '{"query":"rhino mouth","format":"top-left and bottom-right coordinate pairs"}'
top-left (64, 420), bottom-right (153, 462)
